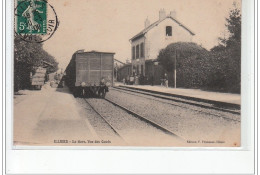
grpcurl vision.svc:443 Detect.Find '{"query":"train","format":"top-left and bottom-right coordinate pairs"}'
top-left (65, 50), bottom-right (115, 98)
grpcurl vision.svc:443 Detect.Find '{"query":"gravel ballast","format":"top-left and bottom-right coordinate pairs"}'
top-left (106, 88), bottom-right (240, 147)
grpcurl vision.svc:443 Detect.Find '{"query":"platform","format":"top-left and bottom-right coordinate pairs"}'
top-left (114, 82), bottom-right (241, 106)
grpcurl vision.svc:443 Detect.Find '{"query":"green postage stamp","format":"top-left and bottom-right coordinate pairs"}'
top-left (16, 0), bottom-right (47, 34)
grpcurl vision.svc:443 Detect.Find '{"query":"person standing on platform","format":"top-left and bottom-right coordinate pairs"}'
top-left (164, 73), bottom-right (168, 88)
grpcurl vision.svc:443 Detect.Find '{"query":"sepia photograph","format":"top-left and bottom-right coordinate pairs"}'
top-left (13, 0), bottom-right (241, 147)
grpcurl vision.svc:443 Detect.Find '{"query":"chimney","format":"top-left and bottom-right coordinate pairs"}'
top-left (145, 17), bottom-right (150, 28)
top-left (159, 9), bottom-right (166, 20)
top-left (170, 10), bottom-right (176, 18)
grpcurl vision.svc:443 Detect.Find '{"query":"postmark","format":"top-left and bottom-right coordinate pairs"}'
top-left (14, 0), bottom-right (59, 43)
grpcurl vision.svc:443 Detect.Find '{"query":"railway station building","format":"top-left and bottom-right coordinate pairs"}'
top-left (129, 9), bottom-right (195, 78)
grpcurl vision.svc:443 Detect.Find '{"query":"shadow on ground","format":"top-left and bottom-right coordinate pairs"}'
top-left (55, 85), bottom-right (73, 95)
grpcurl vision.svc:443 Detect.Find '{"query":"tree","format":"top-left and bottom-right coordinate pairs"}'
top-left (157, 42), bottom-right (209, 87)
top-left (225, 3), bottom-right (241, 48)
top-left (158, 42), bottom-right (208, 71)
top-left (14, 35), bottom-right (58, 91)
top-left (209, 3), bottom-right (241, 93)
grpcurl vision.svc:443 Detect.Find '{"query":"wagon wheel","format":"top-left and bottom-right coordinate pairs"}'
top-left (82, 88), bottom-right (86, 98)
top-left (100, 89), bottom-right (106, 98)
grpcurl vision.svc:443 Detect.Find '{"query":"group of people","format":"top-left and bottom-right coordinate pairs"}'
top-left (122, 75), bottom-right (134, 85)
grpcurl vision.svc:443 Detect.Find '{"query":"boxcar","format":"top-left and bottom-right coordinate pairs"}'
top-left (65, 50), bottom-right (114, 98)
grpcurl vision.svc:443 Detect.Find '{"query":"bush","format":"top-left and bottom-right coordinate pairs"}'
top-left (157, 42), bottom-right (240, 93)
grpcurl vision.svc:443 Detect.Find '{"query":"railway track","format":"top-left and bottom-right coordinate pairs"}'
top-left (111, 86), bottom-right (240, 122)
top-left (104, 97), bottom-right (181, 138)
top-left (84, 97), bottom-right (183, 143)
top-left (83, 98), bottom-right (126, 143)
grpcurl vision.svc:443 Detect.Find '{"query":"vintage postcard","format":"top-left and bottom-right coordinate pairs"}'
top-left (13, 0), bottom-right (241, 147)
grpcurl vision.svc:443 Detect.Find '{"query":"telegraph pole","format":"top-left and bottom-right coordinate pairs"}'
top-left (174, 50), bottom-right (177, 88)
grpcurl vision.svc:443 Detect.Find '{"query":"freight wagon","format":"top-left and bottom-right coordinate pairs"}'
top-left (30, 67), bottom-right (47, 90)
top-left (65, 50), bottom-right (114, 98)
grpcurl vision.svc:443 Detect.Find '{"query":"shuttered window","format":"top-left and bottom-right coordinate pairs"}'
top-left (136, 45), bottom-right (140, 59)
top-left (140, 42), bottom-right (144, 58)
top-left (132, 46), bottom-right (135, 60)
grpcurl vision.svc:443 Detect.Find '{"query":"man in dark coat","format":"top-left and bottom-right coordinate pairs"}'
top-left (164, 73), bottom-right (168, 88)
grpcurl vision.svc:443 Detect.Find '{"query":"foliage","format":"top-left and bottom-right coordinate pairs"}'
top-left (14, 35), bottom-right (59, 91)
top-left (219, 4), bottom-right (241, 49)
top-left (157, 42), bottom-right (210, 88)
top-left (158, 42), bottom-right (208, 72)
top-left (209, 4), bottom-right (241, 93)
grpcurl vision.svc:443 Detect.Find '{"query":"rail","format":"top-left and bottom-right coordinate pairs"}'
top-left (104, 97), bottom-right (183, 140)
top-left (112, 87), bottom-right (240, 122)
top-left (83, 98), bottom-right (125, 142)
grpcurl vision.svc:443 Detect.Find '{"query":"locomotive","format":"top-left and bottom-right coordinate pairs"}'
top-left (65, 50), bottom-right (115, 98)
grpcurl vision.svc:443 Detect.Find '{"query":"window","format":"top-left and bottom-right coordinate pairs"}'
top-left (140, 43), bottom-right (144, 58)
top-left (132, 46), bottom-right (135, 59)
top-left (136, 45), bottom-right (140, 59)
top-left (141, 65), bottom-right (144, 75)
top-left (166, 26), bottom-right (172, 36)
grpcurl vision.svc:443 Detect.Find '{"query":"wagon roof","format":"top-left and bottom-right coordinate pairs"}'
top-left (130, 15), bottom-right (195, 42)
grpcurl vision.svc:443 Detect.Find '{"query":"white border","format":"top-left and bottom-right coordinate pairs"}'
top-left (1, 0), bottom-right (6, 174)
top-left (5, 0), bottom-right (256, 174)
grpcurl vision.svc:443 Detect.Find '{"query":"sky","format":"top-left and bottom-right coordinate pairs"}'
top-left (43, 0), bottom-right (241, 70)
